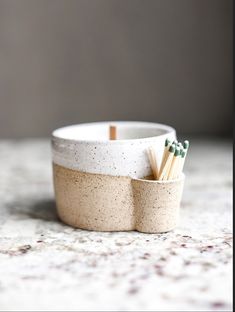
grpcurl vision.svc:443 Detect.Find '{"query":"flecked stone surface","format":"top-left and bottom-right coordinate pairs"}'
top-left (0, 139), bottom-right (233, 311)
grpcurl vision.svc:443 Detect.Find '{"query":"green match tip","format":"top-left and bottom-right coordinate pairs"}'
top-left (174, 147), bottom-right (181, 156)
top-left (181, 149), bottom-right (186, 158)
top-left (169, 145), bottom-right (175, 153)
top-left (183, 140), bottom-right (189, 149)
top-left (165, 138), bottom-right (171, 146)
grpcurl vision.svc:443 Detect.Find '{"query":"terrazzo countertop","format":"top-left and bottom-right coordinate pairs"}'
top-left (0, 139), bottom-right (232, 311)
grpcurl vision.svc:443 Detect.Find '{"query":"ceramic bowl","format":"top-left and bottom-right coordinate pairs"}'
top-left (52, 121), bottom-right (176, 231)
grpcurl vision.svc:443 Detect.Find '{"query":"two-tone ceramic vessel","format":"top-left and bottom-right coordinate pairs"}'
top-left (52, 121), bottom-right (184, 233)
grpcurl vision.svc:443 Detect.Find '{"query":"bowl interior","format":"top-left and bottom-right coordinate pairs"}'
top-left (53, 121), bottom-right (175, 141)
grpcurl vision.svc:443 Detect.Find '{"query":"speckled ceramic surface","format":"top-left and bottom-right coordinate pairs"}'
top-left (52, 121), bottom-right (177, 232)
top-left (53, 163), bottom-right (135, 231)
top-left (53, 164), bottom-right (184, 233)
top-left (132, 176), bottom-right (185, 233)
top-left (52, 121), bottom-right (176, 178)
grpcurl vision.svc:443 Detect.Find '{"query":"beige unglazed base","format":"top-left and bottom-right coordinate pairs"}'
top-left (53, 163), bottom-right (184, 233)
top-left (53, 163), bottom-right (135, 231)
top-left (132, 177), bottom-right (184, 233)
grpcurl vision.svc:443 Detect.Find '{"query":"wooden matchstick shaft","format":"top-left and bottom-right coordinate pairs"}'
top-left (168, 155), bottom-right (179, 179)
top-left (173, 156), bottom-right (181, 179)
top-left (168, 147), bottom-right (180, 180)
top-left (159, 150), bottom-right (174, 180)
top-left (109, 126), bottom-right (117, 140)
top-left (162, 157), bottom-right (174, 180)
top-left (148, 147), bottom-right (158, 179)
top-left (173, 143), bottom-right (189, 179)
top-left (176, 143), bottom-right (189, 177)
top-left (177, 150), bottom-right (187, 177)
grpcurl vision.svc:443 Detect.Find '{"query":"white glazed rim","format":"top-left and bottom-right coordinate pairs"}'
top-left (52, 121), bottom-right (176, 144)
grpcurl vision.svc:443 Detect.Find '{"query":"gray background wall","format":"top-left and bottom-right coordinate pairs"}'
top-left (0, 0), bottom-right (232, 138)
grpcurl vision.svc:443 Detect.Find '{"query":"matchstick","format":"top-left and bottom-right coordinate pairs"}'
top-left (158, 138), bottom-right (171, 177)
top-left (178, 141), bottom-right (189, 175)
top-left (175, 140), bottom-right (189, 177)
top-left (173, 147), bottom-right (183, 179)
top-left (109, 125), bottom-right (117, 140)
top-left (147, 147), bottom-right (158, 179)
top-left (159, 144), bottom-right (175, 180)
top-left (167, 147), bottom-right (181, 180)
top-left (176, 149), bottom-right (186, 177)
top-left (172, 143), bottom-right (183, 179)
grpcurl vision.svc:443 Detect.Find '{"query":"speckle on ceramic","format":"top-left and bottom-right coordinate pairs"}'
top-left (52, 121), bottom-right (180, 233)
top-left (132, 175), bottom-right (185, 233)
top-left (52, 121), bottom-right (176, 178)
top-left (53, 163), bottom-right (135, 231)
top-left (53, 163), bottom-right (185, 233)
